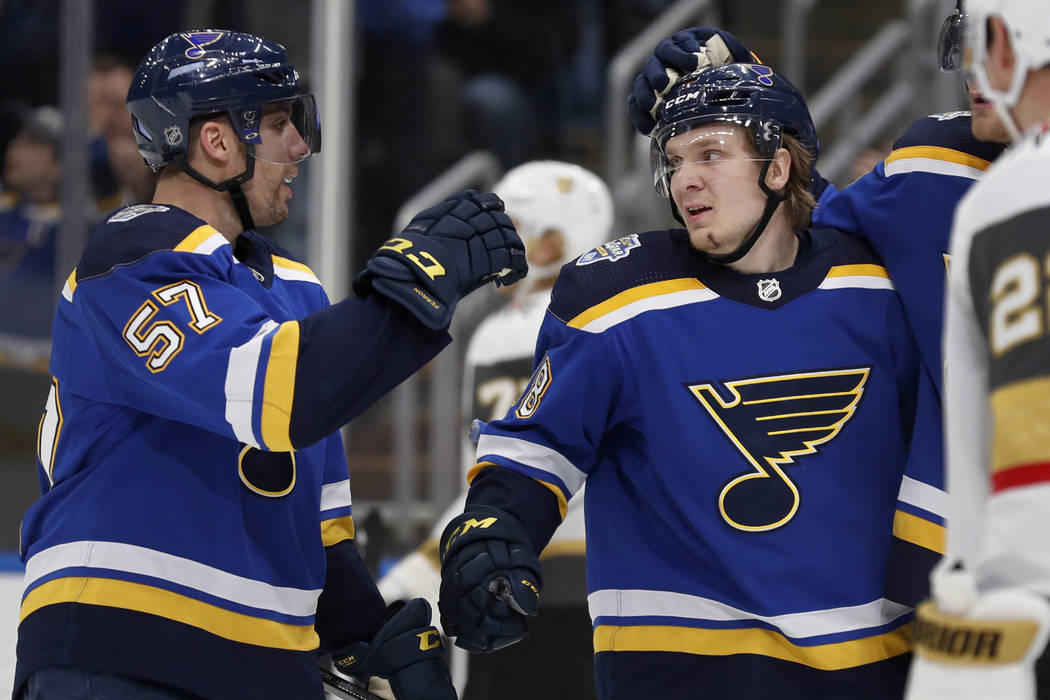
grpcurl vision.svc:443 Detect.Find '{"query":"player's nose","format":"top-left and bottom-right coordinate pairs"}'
top-left (289, 130), bottom-right (309, 161)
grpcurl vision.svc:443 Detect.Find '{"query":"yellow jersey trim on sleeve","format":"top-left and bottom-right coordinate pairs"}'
top-left (892, 510), bottom-right (946, 554)
top-left (321, 515), bottom-right (356, 547)
top-left (260, 320), bottom-right (300, 452)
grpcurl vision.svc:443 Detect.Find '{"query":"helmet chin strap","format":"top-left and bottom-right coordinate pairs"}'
top-left (176, 145), bottom-right (258, 232)
top-left (673, 159), bottom-right (786, 265)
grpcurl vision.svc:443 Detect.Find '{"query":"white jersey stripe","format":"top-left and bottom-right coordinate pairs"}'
top-left (587, 588), bottom-right (911, 640)
top-left (476, 433), bottom-right (587, 495)
top-left (884, 157), bottom-right (985, 181)
top-left (320, 479), bottom-right (352, 512)
top-left (224, 320), bottom-right (279, 448)
top-left (24, 540), bottom-right (321, 617)
top-left (578, 288), bottom-right (719, 333)
top-left (273, 264), bottom-right (321, 285)
top-left (818, 276), bottom-right (896, 291)
top-left (897, 475), bottom-right (948, 518)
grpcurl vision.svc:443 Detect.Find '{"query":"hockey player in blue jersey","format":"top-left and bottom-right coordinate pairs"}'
top-left (437, 63), bottom-right (933, 699)
top-left (624, 10), bottom-right (1015, 612)
top-left (13, 30), bottom-right (527, 700)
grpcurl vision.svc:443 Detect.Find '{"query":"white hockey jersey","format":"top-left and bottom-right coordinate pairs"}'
top-left (943, 120), bottom-right (1050, 596)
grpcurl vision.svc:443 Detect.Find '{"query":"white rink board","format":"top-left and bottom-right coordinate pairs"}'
top-left (1, 572), bottom-right (21, 696)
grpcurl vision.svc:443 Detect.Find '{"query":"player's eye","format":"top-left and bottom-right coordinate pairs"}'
top-left (700, 150), bottom-right (724, 163)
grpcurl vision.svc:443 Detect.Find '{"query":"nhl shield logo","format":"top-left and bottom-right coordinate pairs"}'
top-left (164, 126), bottom-right (183, 146)
top-left (757, 278), bottom-right (782, 302)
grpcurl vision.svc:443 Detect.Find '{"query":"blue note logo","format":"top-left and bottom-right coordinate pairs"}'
top-left (687, 367), bottom-right (870, 532)
top-left (181, 31), bottom-right (224, 59)
top-left (748, 64), bottom-right (775, 87)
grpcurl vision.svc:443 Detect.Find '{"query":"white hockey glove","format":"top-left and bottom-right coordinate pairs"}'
top-left (905, 566), bottom-right (1050, 700)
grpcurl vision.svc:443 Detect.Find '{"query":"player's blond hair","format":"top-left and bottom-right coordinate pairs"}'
top-left (779, 133), bottom-right (817, 232)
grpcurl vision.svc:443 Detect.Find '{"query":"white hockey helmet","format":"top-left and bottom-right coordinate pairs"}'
top-left (963, 0), bottom-right (1050, 139)
top-left (493, 160), bottom-right (614, 277)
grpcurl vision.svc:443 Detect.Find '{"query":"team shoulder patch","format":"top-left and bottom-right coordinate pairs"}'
top-left (515, 355), bottom-right (553, 419)
top-left (576, 235), bottom-right (642, 265)
top-left (107, 204), bottom-right (172, 223)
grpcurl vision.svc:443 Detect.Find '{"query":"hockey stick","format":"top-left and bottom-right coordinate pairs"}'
top-left (321, 666), bottom-right (384, 700)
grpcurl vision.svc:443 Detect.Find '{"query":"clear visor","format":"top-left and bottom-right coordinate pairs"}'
top-left (249, 94), bottom-right (321, 165)
top-left (937, 9), bottom-right (966, 72)
top-left (650, 118), bottom-right (776, 197)
top-left (961, 9), bottom-right (987, 82)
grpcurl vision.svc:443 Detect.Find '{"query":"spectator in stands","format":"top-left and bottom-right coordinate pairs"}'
top-left (432, 0), bottom-right (581, 167)
top-left (88, 56), bottom-right (155, 209)
top-left (0, 106), bottom-right (63, 339)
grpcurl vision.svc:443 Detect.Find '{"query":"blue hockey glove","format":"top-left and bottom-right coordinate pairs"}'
top-left (331, 598), bottom-right (456, 700)
top-left (627, 27), bottom-right (758, 136)
top-left (438, 506), bottom-right (542, 654)
top-left (353, 190), bottom-right (527, 330)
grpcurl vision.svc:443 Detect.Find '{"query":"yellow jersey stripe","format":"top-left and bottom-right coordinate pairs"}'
top-left (991, 376), bottom-right (1050, 474)
top-left (321, 515), bottom-right (356, 547)
top-left (825, 264), bottom-right (890, 279)
top-left (260, 321), bottom-right (300, 452)
top-left (272, 255), bottom-right (314, 274)
top-left (593, 623), bottom-right (912, 670)
top-left (886, 145), bottom-right (993, 171)
top-left (21, 576), bottom-right (318, 650)
top-left (568, 278), bottom-right (708, 330)
top-left (892, 510), bottom-right (946, 554)
top-left (540, 541), bottom-right (585, 559)
top-left (61, 269), bottom-right (78, 302)
top-left (174, 224), bottom-right (222, 253)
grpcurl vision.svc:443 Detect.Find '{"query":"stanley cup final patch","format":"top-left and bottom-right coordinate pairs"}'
top-left (757, 278), bottom-right (782, 302)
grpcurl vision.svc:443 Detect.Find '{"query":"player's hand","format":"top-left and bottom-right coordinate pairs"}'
top-left (905, 567), bottom-right (1050, 700)
top-left (438, 506), bottom-right (542, 654)
top-left (353, 190), bottom-right (527, 330)
top-left (627, 27), bottom-right (758, 136)
top-left (331, 598), bottom-right (456, 700)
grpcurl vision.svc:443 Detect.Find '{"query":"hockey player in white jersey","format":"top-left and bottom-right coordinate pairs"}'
top-left (380, 160), bottom-right (613, 699)
top-left (904, 2), bottom-right (1050, 699)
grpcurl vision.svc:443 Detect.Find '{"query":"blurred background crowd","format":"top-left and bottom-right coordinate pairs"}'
top-left (0, 0), bottom-right (964, 575)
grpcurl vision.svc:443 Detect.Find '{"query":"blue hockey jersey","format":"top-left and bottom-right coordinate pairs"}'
top-left (466, 227), bottom-right (936, 699)
top-left (15, 205), bottom-right (449, 699)
top-left (813, 111), bottom-right (1004, 610)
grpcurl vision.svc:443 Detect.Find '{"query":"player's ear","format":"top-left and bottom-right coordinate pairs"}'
top-left (765, 147), bottom-right (791, 191)
top-left (987, 16), bottom-right (1017, 77)
top-left (194, 118), bottom-right (237, 169)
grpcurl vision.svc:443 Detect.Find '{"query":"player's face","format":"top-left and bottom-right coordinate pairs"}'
top-left (966, 80), bottom-right (1011, 143)
top-left (666, 124), bottom-right (770, 256)
top-left (244, 104), bottom-right (310, 227)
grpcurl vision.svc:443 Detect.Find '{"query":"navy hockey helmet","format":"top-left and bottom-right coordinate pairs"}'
top-left (126, 30), bottom-right (320, 173)
top-left (650, 63), bottom-right (818, 197)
